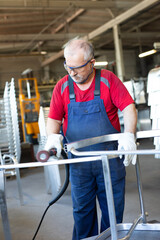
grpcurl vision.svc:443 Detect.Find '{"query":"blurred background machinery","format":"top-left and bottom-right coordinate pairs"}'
top-left (147, 66), bottom-right (160, 158)
top-left (18, 69), bottom-right (40, 144)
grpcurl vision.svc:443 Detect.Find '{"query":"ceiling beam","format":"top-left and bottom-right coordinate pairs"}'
top-left (41, 0), bottom-right (159, 67)
top-left (0, 31), bottom-right (159, 43)
top-left (0, 33), bottom-right (85, 42)
top-left (0, 1), bottom-right (139, 10)
top-left (51, 8), bottom-right (85, 33)
top-left (29, 8), bottom-right (85, 52)
top-left (127, 14), bottom-right (160, 32)
top-left (122, 32), bottom-right (160, 39)
top-left (97, 14), bottom-right (160, 48)
top-left (87, 0), bottom-right (159, 39)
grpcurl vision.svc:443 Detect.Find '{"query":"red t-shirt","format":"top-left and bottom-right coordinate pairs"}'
top-left (48, 69), bottom-right (134, 135)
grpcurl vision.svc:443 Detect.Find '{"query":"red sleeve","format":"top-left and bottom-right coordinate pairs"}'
top-left (48, 77), bottom-right (66, 121)
top-left (100, 70), bottom-right (134, 132)
top-left (106, 70), bottom-right (134, 111)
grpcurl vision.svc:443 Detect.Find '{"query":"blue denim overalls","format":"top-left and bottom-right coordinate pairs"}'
top-left (65, 70), bottom-right (126, 240)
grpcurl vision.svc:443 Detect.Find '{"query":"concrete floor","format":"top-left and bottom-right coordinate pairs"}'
top-left (0, 138), bottom-right (160, 240)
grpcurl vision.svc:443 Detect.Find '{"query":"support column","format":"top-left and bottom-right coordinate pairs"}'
top-left (43, 65), bottom-right (50, 84)
top-left (113, 25), bottom-right (125, 82)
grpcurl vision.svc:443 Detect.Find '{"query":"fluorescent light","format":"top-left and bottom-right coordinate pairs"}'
top-left (41, 51), bottom-right (47, 55)
top-left (94, 61), bottom-right (108, 66)
top-left (153, 42), bottom-right (160, 49)
top-left (139, 49), bottom-right (157, 58)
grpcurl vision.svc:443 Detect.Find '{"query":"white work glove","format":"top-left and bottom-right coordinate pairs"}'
top-left (118, 132), bottom-right (137, 167)
top-left (45, 134), bottom-right (63, 158)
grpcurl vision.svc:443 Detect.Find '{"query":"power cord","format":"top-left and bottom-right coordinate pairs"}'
top-left (32, 150), bottom-right (69, 240)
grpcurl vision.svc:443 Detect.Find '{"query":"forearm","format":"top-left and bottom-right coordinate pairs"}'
top-left (122, 103), bottom-right (137, 134)
top-left (46, 117), bottom-right (62, 136)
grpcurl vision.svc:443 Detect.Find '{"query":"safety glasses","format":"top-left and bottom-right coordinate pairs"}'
top-left (64, 59), bottom-right (91, 73)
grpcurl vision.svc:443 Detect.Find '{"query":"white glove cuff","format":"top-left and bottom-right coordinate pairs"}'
top-left (44, 134), bottom-right (63, 158)
top-left (119, 132), bottom-right (135, 141)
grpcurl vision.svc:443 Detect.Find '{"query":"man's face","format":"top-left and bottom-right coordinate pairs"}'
top-left (65, 50), bottom-right (94, 84)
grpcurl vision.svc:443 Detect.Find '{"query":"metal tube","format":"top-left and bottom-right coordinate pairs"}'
top-left (66, 129), bottom-right (160, 151)
top-left (1, 149), bottom-right (160, 170)
top-left (101, 155), bottom-right (118, 240)
top-left (0, 156), bottom-right (103, 170)
top-left (0, 171), bottom-right (12, 240)
top-left (135, 157), bottom-right (147, 223)
top-left (71, 148), bottom-right (160, 156)
top-left (120, 214), bottom-right (143, 240)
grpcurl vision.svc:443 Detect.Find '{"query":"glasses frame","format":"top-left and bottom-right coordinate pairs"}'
top-left (64, 59), bottom-right (91, 73)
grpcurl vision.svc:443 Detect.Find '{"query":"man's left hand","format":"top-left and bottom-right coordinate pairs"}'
top-left (118, 132), bottom-right (137, 167)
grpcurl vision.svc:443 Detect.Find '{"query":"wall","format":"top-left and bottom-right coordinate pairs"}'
top-left (0, 55), bottom-right (44, 91)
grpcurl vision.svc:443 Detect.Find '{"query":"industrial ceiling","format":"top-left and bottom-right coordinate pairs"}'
top-left (0, 0), bottom-right (160, 66)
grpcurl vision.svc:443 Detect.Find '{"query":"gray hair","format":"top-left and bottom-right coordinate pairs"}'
top-left (64, 38), bottom-right (94, 61)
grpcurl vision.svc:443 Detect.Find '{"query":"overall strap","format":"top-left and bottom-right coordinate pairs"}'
top-left (68, 69), bottom-right (101, 100)
top-left (68, 75), bottom-right (75, 100)
top-left (94, 69), bottom-right (101, 96)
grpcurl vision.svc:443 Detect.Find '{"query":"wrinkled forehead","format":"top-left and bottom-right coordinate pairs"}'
top-left (65, 43), bottom-right (85, 56)
top-left (65, 49), bottom-right (85, 66)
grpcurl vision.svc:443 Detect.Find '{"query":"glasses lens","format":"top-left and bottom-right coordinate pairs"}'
top-left (64, 59), bottom-right (91, 73)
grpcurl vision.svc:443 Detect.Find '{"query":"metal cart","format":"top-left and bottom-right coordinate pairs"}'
top-left (65, 130), bottom-right (160, 240)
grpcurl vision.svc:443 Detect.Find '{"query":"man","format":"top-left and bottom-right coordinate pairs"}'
top-left (45, 38), bottom-right (137, 240)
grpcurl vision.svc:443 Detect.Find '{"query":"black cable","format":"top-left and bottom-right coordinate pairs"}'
top-left (32, 205), bottom-right (50, 240)
top-left (32, 150), bottom-right (69, 240)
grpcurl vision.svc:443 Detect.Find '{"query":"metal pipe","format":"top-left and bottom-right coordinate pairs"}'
top-left (1, 148), bottom-right (160, 170)
top-left (135, 157), bottom-right (147, 223)
top-left (66, 129), bottom-right (160, 151)
top-left (120, 214), bottom-right (143, 240)
top-left (101, 155), bottom-right (118, 240)
top-left (70, 148), bottom-right (160, 156)
top-left (0, 156), bottom-right (103, 170)
top-left (0, 170), bottom-right (12, 240)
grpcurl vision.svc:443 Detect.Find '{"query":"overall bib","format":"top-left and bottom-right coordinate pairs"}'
top-left (65, 70), bottom-right (126, 240)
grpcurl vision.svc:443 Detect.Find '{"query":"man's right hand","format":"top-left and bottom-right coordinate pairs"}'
top-left (45, 134), bottom-right (63, 158)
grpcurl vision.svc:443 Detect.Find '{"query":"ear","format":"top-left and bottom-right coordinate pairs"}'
top-left (91, 59), bottom-right (96, 66)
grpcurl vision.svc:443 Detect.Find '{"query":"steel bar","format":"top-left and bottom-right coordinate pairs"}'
top-left (101, 155), bottom-right (118, 240)
top-left (135, 157), bottom-right (147, 224)
top-left (66, 129), bottom-right (160, 151)
top-left (120, 214), bottom-right (143, 240)
top-left (0, 149), bottom-right (159, 169)
top-left (0, 156), bottom-right (103, 170)
top-left (0, 171), bottom-right (12, 240)
top-left (70, 148), bottom-right (160, 156)
top-left (1, 149), bottom-right (160, 170)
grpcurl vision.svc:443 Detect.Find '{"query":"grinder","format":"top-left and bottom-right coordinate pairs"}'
top-left (36, 148), bottom-right (57, 162)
